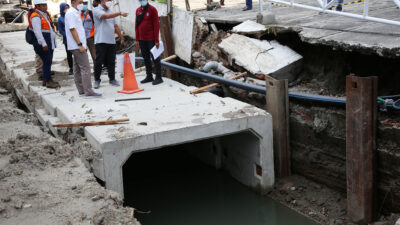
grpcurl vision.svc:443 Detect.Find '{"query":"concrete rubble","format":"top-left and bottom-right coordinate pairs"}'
top-left (232, 20), bottom-right (267, 34)
top-left (218, 33), bottom-right (303, 81)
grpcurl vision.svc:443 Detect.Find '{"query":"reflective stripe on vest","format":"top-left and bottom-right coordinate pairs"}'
top-left (29, 11), bottom-right (52, 31)
top-left (81, 11), bottom-right (95, 38)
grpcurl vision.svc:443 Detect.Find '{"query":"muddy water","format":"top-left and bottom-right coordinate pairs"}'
top-left (123, 147), bottom-right (317, 225)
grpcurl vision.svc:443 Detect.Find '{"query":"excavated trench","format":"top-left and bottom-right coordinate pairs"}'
top-left (171, 25), bottom-right (400, 218)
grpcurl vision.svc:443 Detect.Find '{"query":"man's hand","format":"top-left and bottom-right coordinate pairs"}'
top-left (79, 46), bottom-right (86, 53)
top-left (121, 38), bottom-right (125, 46)
top-left (43, 45), bottom-right (49, 51)
top-left (135, 41), bottom-right (140, 51)
top-left (155, 42), bottom-right (159, 49)
top-left (121, 12), bottom-right (128, 17)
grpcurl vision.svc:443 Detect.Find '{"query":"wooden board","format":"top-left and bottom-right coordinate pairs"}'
top-left (172, 8), bottom-right (194, 64)
top-left (159, 16), bottom-right (175, 79)
top-left (345, 75), bottom-right (377, 224)
top-left (266, 77), bottom-right (290, 178)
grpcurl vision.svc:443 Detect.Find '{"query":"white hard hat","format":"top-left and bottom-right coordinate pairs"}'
top-left (33, 0), bottom-right (47, 5)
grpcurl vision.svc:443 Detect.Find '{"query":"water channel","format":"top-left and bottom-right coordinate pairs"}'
top-left (123, 145), bottom-right (317, 225)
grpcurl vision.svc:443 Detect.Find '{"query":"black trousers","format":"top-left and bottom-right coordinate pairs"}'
top-left (64, 44), bottom-right (73, 70)
top-left (94, 43), bottom-right (116, 81)
top-left (139, 40), bottom-right (161, 79)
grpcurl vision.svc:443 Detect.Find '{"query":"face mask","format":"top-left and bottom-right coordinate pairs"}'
top-left (139, 0), bottom-right (147, 6)
top-left (105, 1), bottom-right (112, 8)
top-left (77, 3), bottom-right (84, 11)
top-left (64, 9), bottom-right (68, 13)
top-left (82, 5), bottom-right (88, 11)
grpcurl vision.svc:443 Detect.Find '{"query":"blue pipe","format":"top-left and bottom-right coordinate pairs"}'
top-left (135, 57), bottom-right (397, 108)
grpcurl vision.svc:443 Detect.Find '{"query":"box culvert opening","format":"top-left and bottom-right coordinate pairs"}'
top-left (122, 131), bottom-right (315, 225)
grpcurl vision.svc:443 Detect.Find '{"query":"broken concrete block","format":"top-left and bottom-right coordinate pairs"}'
top-left (256, 12), bottom-right (277, 25)
top-left (218, 34), bottom-right (302, 81)
top-left (232, 20), bottom-right (267, 34)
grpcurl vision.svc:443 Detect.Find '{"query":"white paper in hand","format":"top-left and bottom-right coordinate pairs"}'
top-left (150, 41), bottom-right (164, 60)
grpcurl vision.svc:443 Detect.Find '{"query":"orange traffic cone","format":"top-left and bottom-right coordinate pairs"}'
top-left (118, 53), bottom-right (144, 94)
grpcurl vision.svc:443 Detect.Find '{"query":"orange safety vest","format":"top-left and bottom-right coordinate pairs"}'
top-left (29, 10), bottom-right (54, 32)
top-left (81, 11), bottom-right (95, 38)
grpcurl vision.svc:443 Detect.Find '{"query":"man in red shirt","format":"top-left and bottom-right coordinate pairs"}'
top-left (135, 0), bottom-right (162, 85)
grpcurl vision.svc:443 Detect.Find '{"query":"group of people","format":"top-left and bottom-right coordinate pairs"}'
top-left (28, 0), bottom-right (163, 97)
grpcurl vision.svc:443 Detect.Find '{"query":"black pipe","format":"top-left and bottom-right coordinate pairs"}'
top-left (135, 57), bottom-right (397, 108)
top-left (115, 97), bottom-right (151, 102)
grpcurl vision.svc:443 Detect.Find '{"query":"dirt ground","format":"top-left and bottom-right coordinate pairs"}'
top-left (0, 85), bottom-right (140, 225)
top-left (267, 175), bottom-right (400, 225)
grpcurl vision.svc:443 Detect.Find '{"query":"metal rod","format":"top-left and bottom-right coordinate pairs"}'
top-left (11, 10), bottom-right (26, 24)
top-left (363, 0), bottom-right (369, 18)
top-left (261, 0), bottom-right (400, 26)
top-left (115, 97), bottom-right (151, 102)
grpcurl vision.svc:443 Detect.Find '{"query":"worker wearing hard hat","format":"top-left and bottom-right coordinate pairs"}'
top-left (92, 0), bottom-right (128, 89)
top-left (80, 0), bottom-right (96, 63)
top-left (29, 0), bottom-right (60, 88)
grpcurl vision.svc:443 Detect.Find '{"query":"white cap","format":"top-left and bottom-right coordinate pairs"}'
top-left (83, 0), bottom-right (88, 2)
top-left (33, 0), bottom-right (47, 5)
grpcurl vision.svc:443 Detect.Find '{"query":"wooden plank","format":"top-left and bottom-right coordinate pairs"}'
top-left (53, 118), bottom-right (129, 127)
top-left (159, 16), bottom-right (175, 79)
top-left (190, 72), bottom-right (247, 94)
top-left (346, 75), bottom-right (377, 224)
top-left (266, 77), bottom-right (290, 178)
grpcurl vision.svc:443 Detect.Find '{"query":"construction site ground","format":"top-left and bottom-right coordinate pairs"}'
top-left (0, 83), bottom-right (140, 225)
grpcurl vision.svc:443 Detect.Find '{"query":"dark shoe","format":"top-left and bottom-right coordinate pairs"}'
top-left (85, 92), bottom-right (102, 98)
top-left (336, 5), bottom-right (342, 11)
top-left (45, 80), bottom-right (60, 89)
top-left (94, 80), bottom-right (100, 89)
top-left (42, 80), bottom-right (46, 86)
top-left (220, 0), bottom-right (224, 5)
top-left (68, 69), bottom-right (73, 75)
top-left (109, 79), bottom-right (120, 87)
top-left (50, 71), bottom-right (55, 76)
top-left (141, 76), bottom-right (154, 84)
top-left (152, 78), bottom-right (163, 85)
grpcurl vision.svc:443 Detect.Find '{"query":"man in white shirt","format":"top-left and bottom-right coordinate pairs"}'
top-left (92, 0), bottom-right (128, 89)
top-left (65, 0), bottom-right (101, 97)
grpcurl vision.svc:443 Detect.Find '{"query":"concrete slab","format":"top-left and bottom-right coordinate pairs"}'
top-left (0, 31), bottom-right (275, 199)
top-left (232, 20), bottom-right (267, 34)
top-left (115, 1), bottom-right (167, 38)
top-left (219, 34), bottom-right (302, 80)
top-left (0, 24), bottom-right (25, 33)
top-left (172, 8), bottom-right (195, 64)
